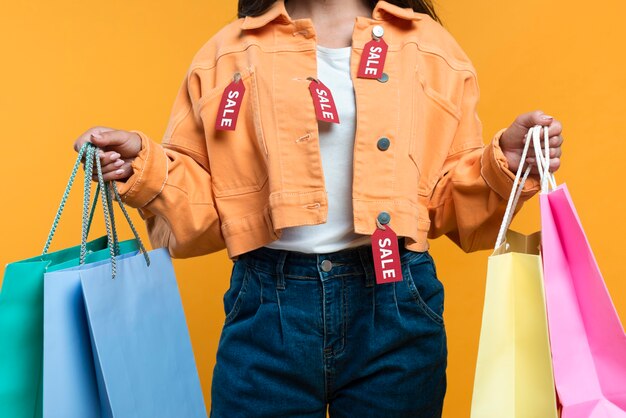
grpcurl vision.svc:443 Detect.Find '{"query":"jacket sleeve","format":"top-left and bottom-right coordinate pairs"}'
top-left (426, 71), bottom-right (540, 252)
top-left (114, 67), bottom-right (225, 258)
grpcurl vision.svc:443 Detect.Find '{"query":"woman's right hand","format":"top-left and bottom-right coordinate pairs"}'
top-left (73, 126), bottom-right (142, 182)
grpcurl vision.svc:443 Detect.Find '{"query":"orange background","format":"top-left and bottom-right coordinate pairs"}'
top-left (1, 1), bottom-right (625, 416)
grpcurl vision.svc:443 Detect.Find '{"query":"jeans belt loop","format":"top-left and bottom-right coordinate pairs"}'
top-left (275, 251), bottom-right (287, 291)
top-left (357, 245), bottom-right (375, 288)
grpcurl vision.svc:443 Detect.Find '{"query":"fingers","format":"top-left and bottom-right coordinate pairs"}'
top-left (92, 160), bottom-right (133, 182)
top-left (73, 127), bottom-right (141, 165)
top-left (73, 126), bottom-right (116, 153)
top-left (515, 110), bottom-right (553, 130)
top-left (525, 143), bottom-right (562, 159)
top-left (549, 157), bottom-right (561, 172)
top-left (90, 130), bottom-right (142, 159)
top-left (549, 134), bottom-right (564, 148)
top-left (519, 111), bottom-right (563, 139)
top-left (505, 110), bottom-right (564, 177)
top-left (90, 130), bottom-right (133, 148)
top-left (547, 119), bottom-right (562, 137)
top-left (100, 159), bottom-right (125, 174)
top-left (82, 150), bottom-right (121, 171)
top-left (99, 150), bottom-right (122, 164)
top-left (525, 155), bottom-right (561, 175)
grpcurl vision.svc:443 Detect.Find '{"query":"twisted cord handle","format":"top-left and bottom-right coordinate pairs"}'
top-left (105, 181), bottom-right (120, 256)
top-left (44, 142), bottom-right (150, 277)
top-left (110, 180), bottom-right (150, 267)
top-left (79, 145), bottom-right (96, 264)
top-left (91, 145), bottom-right (118, 276)
top-left (83, 143), bottom-right (151, 277)
top-left (494, 125), bottom-right (556, 250)
top-left (42, 142), bottom-right (90, 255)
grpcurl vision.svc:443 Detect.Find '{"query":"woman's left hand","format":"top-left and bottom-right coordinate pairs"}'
top-left (499, 110), bottom-right (564, 176)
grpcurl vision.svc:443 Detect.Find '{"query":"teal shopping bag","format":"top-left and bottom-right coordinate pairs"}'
top-left (0, 144), bottom-right (138, 418)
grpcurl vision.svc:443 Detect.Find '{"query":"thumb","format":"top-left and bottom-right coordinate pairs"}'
top-left (90, 130), bottom-right (131, 148)
top-left (515, 110), bottom-right (553, 129)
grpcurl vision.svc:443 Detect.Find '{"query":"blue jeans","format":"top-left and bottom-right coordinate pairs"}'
top-left (210, 237), bottom-right (447, 418)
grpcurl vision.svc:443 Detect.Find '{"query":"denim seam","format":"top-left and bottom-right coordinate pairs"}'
top-left (335, 278), bottom-right (347, 356)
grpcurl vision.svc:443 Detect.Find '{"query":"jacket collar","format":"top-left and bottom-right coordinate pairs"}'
top-left (240, 0), bottom-right (422, 30)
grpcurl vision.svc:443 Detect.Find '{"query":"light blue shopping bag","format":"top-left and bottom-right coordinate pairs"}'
top-left (80, 248), bottom-right (207, 418)
top-left (42, 144), bottom-right (145, 417)
top-left (43, 249), bottom-right (139, 418)
top-left (43, 143), bottom-right (206, 417)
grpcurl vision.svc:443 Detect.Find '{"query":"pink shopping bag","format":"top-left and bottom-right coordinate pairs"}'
top-left (541, 183), bottom-right (626, 417)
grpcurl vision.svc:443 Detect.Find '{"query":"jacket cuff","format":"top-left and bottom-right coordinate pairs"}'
top-left (115, 130), bottom-right (168, 209)
top-left (481, 128), bottom-right (540, 200)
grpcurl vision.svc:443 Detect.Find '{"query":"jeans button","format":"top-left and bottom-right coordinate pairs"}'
top-left (320, 259), bottom-right (333, 272)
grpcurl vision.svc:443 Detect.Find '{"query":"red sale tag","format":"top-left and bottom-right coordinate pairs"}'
top-left (357, 38), bottom-right (388, 79)
top-left (371, 224), bottom-right (402, 285)
top-left (215, 76), bottom-right (245, 131)
top-left (308, 78), bottom-right (340, 124)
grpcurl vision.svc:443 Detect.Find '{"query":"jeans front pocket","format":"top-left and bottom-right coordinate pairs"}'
top-left (401, 251), bottom-right (445, 327)
top-left (223, 259), bottom-right (251, 325)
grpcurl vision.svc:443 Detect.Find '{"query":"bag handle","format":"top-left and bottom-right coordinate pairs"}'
top-left (79, 145), bottom-right (121, 264)
top-left (42, 142), bottom-right (149, 278)
top-left (43, 143), bottom-right (101, 255)
top-left (530, 125), bottom-right (557, 193)
top-left (494, 125), bottom-right (555, 249)
top-left (81, 143), bottom-right (150, 278)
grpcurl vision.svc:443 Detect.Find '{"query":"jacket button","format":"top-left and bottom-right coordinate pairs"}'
top-left (377, 137), bottom-right (390, 151)
top-left (377, 211), bottom-right (391, 225)
top-left (372, 25), bottom-right (384, 39)
top-left (320, 259), bottom-right (333, 272)
top-left (377, 72), bottom-right (389, 83)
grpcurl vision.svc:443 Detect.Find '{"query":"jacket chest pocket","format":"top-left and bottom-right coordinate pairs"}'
top-left (197, 66), bottom-right (269, 198)
top-left (409, 66), bottom-right (461, 197)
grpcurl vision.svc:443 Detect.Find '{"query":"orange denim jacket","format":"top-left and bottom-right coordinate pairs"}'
top-left (116, 0), bottom-right (540, 260)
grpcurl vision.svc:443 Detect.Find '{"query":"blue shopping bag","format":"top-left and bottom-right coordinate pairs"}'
top-left (42, 143), bottom-right (206, 417)
top-left (80, 248), bottom-right (207, 418)
top-left (41, 143), bottom-right (145, 417)
top-left (43, 248), bottom-right (138, 418)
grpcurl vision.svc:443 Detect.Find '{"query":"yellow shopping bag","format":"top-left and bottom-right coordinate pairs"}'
top-left (471, 230), bottom-right (557, 417)
top-left (470, 126), bottom-right (558, 418)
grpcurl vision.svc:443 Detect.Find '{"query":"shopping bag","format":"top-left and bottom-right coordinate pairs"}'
top-left (43, 143), bottom-right (206, 417)
top-left (78, 146), bottom-right (206, 417)
top-left (0, 143), bottom-right (128, 418)
top-left (470, 125), bottom-right (558, 417)
top-left (541, 181), bottom-right (626, 416)
top-left (80, 247), bottom-right (207, 418)
top-left (41, 143), bottom-right (144, 417)
top-left (42, 244), bottom-right (138, 418)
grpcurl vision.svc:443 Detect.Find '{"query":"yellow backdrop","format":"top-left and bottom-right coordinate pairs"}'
top-left (1, 1), bottom-right (624, 416)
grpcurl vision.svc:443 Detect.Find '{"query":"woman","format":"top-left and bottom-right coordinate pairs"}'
top-left (73, 0), bottom-right (564, 416)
